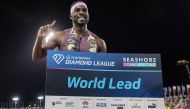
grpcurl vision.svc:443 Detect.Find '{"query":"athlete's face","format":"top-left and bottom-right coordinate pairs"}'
top-left (70, 5), bottom-right (89, 25)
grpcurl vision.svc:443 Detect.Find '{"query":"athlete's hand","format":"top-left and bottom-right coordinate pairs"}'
top-left (37, 20), bottom-right (56, 38)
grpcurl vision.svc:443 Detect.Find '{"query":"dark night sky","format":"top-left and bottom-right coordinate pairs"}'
top-left (0, 0), bottom-right (190, 102)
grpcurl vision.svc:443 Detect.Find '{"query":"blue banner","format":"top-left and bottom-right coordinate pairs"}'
top-left (46, 50), bottom-right (163, 98)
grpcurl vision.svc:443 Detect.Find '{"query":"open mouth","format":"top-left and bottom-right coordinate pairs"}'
top-left (78, 16), bottom-right (86, 20)
top-left (78, 17), bottom-right (85, 21)
top-left (77, 17), bottom-right (86, 23)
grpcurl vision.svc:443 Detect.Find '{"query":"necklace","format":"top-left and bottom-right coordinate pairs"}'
top-left (67, 28), bottom-right (97, 52)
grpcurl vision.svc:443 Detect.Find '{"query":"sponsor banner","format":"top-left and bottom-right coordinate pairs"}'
top-left (45, 50), bottom-right (164, 109)
top-left (47, 51), bottom-right (161, 70)
top-left (45, 96), bottom-right (165, 109)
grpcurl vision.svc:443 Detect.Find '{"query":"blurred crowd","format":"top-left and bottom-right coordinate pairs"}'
top-left (164, 84), bottom-right (190, 109)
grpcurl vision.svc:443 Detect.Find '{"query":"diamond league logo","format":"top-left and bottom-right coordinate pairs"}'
top-left (53, 54), bottom-right (65, 64)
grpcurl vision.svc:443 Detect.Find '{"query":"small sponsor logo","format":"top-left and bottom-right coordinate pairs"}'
top-left (131, 103), bottom-right (141, 108)
top-left (96, 103), bottom-right (107, 107)
top-left (51, 101), bottom-right (63, 106)
top-left (123, 57), bottom-right (157, 67)
top-left (111, 104), bottom-right (125, 107)
top-left (65, 102), bottom-right (74, 107)
top-left (82, 101), bottom-right (89, 108)
top-left (148, 103), bottom-right (157, 108)
top-left (53, 54), bottom-right (64, 64)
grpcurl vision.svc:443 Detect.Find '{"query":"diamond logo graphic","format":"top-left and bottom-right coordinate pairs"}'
top-left (53, 54), bottom-right (64, 64)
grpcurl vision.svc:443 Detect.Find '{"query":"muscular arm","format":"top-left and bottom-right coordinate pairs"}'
top-left (96, 37), bottom-right (107, 53)
top-left (99, 38), bottom-right (107, 52)
top-left (90, 32), bottom-right (107, 53)
top-left (32, 32), bottom-right (58, 62)
top-left (32, 36), bottom-right (46, 62)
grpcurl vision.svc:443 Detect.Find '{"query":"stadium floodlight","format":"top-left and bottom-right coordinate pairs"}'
top-left (12, 97), bottom-right (19, 108)
top-left (177, 59), bottom-right (189, 65)
top-left (38, 96), bottom-right (44, 100)
top-left (177, 59), bottom-right (190, 80)
top-left (38, 96), bottom-right (44, 107)
top-left (12, 97), bottom-right (19, 101)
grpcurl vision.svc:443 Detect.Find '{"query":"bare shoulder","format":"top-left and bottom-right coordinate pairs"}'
top-left (53, 30), bottom-right (66, 43)
top-left (54, 31), bottom-right (64, 38)
top-left (89, 32), bottom-right (107, 52)
top-left (89, 32), bottom-right (104, 42)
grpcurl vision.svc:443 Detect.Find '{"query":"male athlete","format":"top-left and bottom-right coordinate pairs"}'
top-left (32, 1), bottom-right (107, 61)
